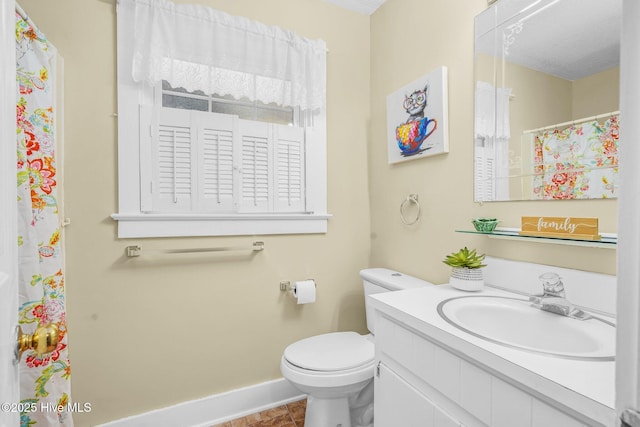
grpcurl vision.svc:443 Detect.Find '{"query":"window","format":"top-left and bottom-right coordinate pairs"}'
top-left (161, 81), bottom-right (296, 126)
top-left (113, 0), bottom-right (329, 238)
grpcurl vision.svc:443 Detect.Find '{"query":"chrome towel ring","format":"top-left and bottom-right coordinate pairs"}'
top-left (400, 194), bottom-right (421, 225)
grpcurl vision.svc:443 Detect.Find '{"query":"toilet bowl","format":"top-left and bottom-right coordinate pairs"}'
top-left (280, 332), bottom-right (375, 427)
top-left (280, 268), bottom-right (434, 427)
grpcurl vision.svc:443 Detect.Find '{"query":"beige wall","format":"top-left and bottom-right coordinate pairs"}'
top-left (18, 0), bottom-right (371, 424)
top-left (506, 61), bottom-right (573, 198)
top-left (369, 0), bottom-right (616, 287)
top-left (573, 66), bottom-right (620, 118)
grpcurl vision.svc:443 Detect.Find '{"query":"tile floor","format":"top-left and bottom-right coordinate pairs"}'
top-left (211, 399), bottom-right (306, 427)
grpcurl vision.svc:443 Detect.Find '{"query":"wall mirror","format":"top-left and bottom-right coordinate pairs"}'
top-left (474, 0), bottom-right (621, 202)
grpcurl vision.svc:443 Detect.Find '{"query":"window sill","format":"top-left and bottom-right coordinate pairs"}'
top-left (111, 212), bottom-right (331, 238)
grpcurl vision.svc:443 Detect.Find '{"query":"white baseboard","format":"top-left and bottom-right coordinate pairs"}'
top-left (95, 378), bottom-right (305, 427)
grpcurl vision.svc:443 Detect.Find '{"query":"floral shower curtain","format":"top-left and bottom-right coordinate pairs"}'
top-left (16, 13), bottom-right (72, 426)
top-left (532, 115), bottom-right (619, 200)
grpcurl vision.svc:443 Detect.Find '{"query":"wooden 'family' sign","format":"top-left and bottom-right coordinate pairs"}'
top-left (519, 216), bottom-right (600, 240)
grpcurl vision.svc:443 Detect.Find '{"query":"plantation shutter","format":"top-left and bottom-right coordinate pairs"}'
top-left (239, 120), bottom-right (272, 212)
top-left (474, 138), bottom-right (496, 201)
top-left (198, 113), bottom-right (236, 212)
top-left (143, 107), bottom-right (308, 214)
top-left (145, 108), bottom-right (237, 213)
top-left (151, 107), bottom-right (196, 212)
top-left (274, 125), bottom-right (305, 212)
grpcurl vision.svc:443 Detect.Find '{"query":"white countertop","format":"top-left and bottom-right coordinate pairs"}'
top-left (369, 284), bottom-right (616, 426)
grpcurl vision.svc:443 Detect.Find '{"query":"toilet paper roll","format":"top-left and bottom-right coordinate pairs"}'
top-left (292, 280), bottom-right (316, 304)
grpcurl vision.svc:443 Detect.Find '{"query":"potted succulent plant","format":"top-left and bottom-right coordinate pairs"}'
top-left (443, 246), bottom-right (487, 291)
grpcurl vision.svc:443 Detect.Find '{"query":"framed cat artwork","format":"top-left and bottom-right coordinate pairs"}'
top-left (386, 66), bottom-right (449, 164)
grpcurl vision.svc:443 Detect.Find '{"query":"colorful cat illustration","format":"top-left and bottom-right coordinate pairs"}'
top-left (396, 83), bottom-right (437, 156)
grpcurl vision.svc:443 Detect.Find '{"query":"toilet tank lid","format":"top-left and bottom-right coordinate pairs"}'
top-left (359, 268), bottom-right (434, 291)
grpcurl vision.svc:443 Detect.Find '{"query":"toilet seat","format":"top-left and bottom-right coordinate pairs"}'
top-left (281, 356), bottom-right (375, 390)
top-left (281, 332), bottom-right (376, 390)
top-left (284, 332), bottom-right (374, 371)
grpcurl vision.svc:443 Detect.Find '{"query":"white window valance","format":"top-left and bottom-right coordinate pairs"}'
top-left (124, 0), bottom-right (327, 111)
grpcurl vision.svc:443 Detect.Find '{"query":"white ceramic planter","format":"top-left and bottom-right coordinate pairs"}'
top-left (449, 267), bottom-right (484, 292)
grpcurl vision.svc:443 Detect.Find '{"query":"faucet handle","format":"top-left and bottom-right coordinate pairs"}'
top-left (539, 272), bottom-right (565, 297)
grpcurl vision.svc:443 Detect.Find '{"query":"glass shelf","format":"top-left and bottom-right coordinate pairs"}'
top-left (455, 228), bottom-right (617, 249)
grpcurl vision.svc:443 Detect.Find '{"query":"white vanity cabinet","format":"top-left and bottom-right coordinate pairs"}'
top-left (373, 313), bottom-right (590, 427)
top-left (375, 362), bottom-right (460, 427)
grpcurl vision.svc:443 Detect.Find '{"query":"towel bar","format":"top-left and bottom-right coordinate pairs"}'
top-left (125, 241), bottom-right (264, 257)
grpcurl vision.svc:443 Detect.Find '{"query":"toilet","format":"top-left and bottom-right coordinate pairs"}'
top-left (280, 268), bottom-right (433, 427)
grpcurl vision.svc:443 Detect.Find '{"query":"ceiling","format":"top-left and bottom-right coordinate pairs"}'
top-left (477, 0), bottom-right (622, 81)
top-left (321, 0), bottom-right (387, 15)
top-left (506, 0), bottom-right (621, 80)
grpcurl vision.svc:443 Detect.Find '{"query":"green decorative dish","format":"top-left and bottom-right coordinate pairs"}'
top-left (472, 218), bottom-right (499, 233)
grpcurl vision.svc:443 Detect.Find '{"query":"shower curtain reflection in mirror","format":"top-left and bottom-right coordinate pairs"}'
top-left (531, 115), bottom-right (620, 200)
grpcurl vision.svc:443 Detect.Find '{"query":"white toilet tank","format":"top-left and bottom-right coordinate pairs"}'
top-left (360, 268), bottom-right (434, 335)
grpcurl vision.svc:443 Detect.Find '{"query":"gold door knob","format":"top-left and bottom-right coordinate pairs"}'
top-left (15, 324), bottom-right (60, 361)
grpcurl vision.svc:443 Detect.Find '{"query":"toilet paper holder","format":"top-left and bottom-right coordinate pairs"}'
top-left (280, 280), bottom-right (316, 292)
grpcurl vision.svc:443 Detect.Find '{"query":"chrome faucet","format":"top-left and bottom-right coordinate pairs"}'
top-left (528, 272), bottom-right (592, 320)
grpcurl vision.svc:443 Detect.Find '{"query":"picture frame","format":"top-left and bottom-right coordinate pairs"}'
top-left (386, 66), bottom-right (449, 164)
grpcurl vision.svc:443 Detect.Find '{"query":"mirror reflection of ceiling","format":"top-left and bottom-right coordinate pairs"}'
top-left (320, 0), bottom-right (387, 15)
top-left (494, 0), bottom-right (621, 80)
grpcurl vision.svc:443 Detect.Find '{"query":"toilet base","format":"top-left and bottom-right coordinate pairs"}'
top-left (304, 395), bottom-right (351, 427)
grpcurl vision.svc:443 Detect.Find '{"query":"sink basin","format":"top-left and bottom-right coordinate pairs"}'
top-left (437, 296), bottom-right (615, 360)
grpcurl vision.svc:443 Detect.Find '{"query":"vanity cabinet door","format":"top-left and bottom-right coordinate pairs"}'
top-left (375, 363), bottom-right (462, 427)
